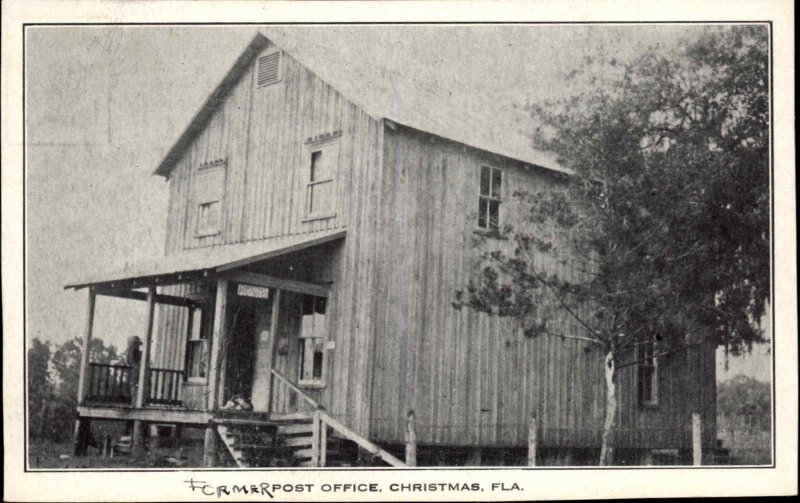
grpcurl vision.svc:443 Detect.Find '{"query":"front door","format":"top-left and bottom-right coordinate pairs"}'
top-left (248, 293), bottom-right (274, 411)
top-left (224, 289), bottom-right (271, 409)
top-left (223, 299), bottom-right (258, 404)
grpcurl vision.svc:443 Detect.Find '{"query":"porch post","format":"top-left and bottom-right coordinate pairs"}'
top-left (265, 288), bottom-right (282, 414)
top-left (73, 287), bottom-right (96, 456)
top-left (76, 287), bottom-right (97, 405)
top-left (135, 287), bottom-right (157, 408)
top-left (207, 279), bottom-right (229, 410)
top-left (203, 421), bottom-right (218, 467)
top-left (131, 419), bottom-right (146, 459)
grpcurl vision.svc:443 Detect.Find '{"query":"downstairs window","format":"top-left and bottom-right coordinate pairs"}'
top-left (186, 305), bottom-right (212, 381)
top-left (637, 335), bottom-right (659, 406)
top-left (298, 295), bottom-right (327, 386)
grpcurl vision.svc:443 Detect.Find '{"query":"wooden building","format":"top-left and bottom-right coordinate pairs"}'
top-left (66, 30), bottom-right (716, 467)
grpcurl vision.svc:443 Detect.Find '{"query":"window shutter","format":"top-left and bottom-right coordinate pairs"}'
top-left (195, 165), bottom-right (225, 203)
top-left (257, 52), bottom-right (281, 87)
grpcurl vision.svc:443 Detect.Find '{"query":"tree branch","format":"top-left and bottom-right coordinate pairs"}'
top-left (614, 338), bottom-right (709, 371)
top-left (515, 245), bottom-right (607, 342)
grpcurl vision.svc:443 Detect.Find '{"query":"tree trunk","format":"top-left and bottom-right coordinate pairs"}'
top-left (599, 350), bottom-right (617, 466)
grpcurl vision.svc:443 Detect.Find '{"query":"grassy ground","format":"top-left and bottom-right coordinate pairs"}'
top-left (717, 416), bottom-right (772, 465)
top-left (29, 420), bottom-right (212, 469)
top-left (717, 428), bottom-right (771, 465)
top-left (28, 438), bottom-right (207, 470)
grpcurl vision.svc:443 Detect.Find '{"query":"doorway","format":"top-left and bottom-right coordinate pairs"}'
top-left (223, 289), bottom-right (271, 409)
top-left (222, 284), bottom-right (329, 414)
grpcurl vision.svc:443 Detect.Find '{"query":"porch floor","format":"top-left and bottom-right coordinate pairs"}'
top-left (77, 404), bottom-right (312, 426)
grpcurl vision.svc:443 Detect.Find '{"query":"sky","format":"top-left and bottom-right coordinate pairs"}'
top-left (24, 24), bottom-right (771, 382)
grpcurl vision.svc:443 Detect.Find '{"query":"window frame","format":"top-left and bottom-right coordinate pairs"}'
top-left (476, 164), bottom-right (504, 232)
top-left (297, 295), bottom-right (328, 388)
top-left (302, 139), bottom-right (339, 222)
top-left (185, 304), bottom-right (213, 385)
top-left (193, 160), bottom-right (227, 238)
top-left (637, 335), bottom-right (659, 407)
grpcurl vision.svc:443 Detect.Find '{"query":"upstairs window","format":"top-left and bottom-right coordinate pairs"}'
top-left (298, 295), bottom-right (327, 386)
top-left (478, 165), bottom-right (503, 231)
top-left (305, 140), bottom-right (338, 219)
top-left (194, 161), bottom-right (226, 237)
top-left (637, 335), bottom-right (659, 406)
top-left (257, 51), bottom-right (282, 87)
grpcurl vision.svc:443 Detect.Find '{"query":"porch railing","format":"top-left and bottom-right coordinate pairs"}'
top-left (85, 363), bottom-right (134, 404)
top-left (147, 368), bottom-right (185, 406)
top-left (84, 363), bottom-right (184, 406)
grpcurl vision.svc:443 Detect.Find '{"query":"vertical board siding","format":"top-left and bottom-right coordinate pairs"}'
top-left (164, 44), bottom-right (360, 251)
top-left (150, 41), bottom-right (714, 444)
top-left (153, 41), bottom-right (383, 423)
top-left (369, 127), bottom-right (716, 449)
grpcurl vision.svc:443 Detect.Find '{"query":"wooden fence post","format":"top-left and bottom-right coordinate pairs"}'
top-left (527, 413), bottom-right (537, 466)
top-left (405, 410), bottom-right (417, 467)
top-left (692, 412), bottom-right (702, 466)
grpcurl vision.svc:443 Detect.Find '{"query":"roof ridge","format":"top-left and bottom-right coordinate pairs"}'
top-left (155, 28), bottom-right (567, 177)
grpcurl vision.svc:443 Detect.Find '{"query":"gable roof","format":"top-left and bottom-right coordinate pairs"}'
top-left (155, 29), bottom-right (567, 177)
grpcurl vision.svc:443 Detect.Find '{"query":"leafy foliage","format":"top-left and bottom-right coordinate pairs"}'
top-left (29, 336), bottom-right (119, 442)
top-left (51, 337), bottom-right (119, 408)
top-left (457, 25), bottom-right (769, 358)
top-left (718, 375), bottom-right (771, 431)
top-left (454, 26), bottom-right (769, 464)
top-left (27, 338), bottom-right (53, 439)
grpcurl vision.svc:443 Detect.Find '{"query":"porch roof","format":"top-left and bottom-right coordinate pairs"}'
top-left (64, 230), bottom-right (346, 290)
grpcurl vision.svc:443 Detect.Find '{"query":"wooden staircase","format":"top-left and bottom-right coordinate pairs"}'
top-left (214, 370), bottom-right (407, 468)
top-left (215, 413), bottom-right (360, 467)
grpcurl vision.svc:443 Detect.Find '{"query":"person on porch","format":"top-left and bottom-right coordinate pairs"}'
top-left (124, 335), bottom-right (143, 366)
top-left (119, 335), bottom-right (144, 445)
top-left (123, 335), bottom-right (142, 404)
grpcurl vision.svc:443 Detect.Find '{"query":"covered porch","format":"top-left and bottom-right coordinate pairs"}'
top-left (66, 231), bottom-right (345, 455)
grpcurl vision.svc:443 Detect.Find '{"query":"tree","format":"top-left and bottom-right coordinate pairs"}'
top-left (718, 375), bottom-right (771, 432)
top-left (455, 26), bottom-right (769, 465)
top-left (51, 337), bottom-right (119, 409)
top-left (27, 337), bottom-right (53, 440)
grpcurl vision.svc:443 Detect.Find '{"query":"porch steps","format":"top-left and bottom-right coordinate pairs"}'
top-left (215, 415), bottom-right (360, 468)
top-left (277, 423), bottom-right (315, 435)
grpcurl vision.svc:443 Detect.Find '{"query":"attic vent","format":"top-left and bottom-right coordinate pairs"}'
top-left (257, 52), bottom-right (281, 87)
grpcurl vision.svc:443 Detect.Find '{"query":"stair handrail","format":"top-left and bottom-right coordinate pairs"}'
top-left (270, 368), bottom-right (408, 467)
top-left (270, 368), bottom-right (322, 410)
top-left (318, 411), bottom-right (408, 467)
